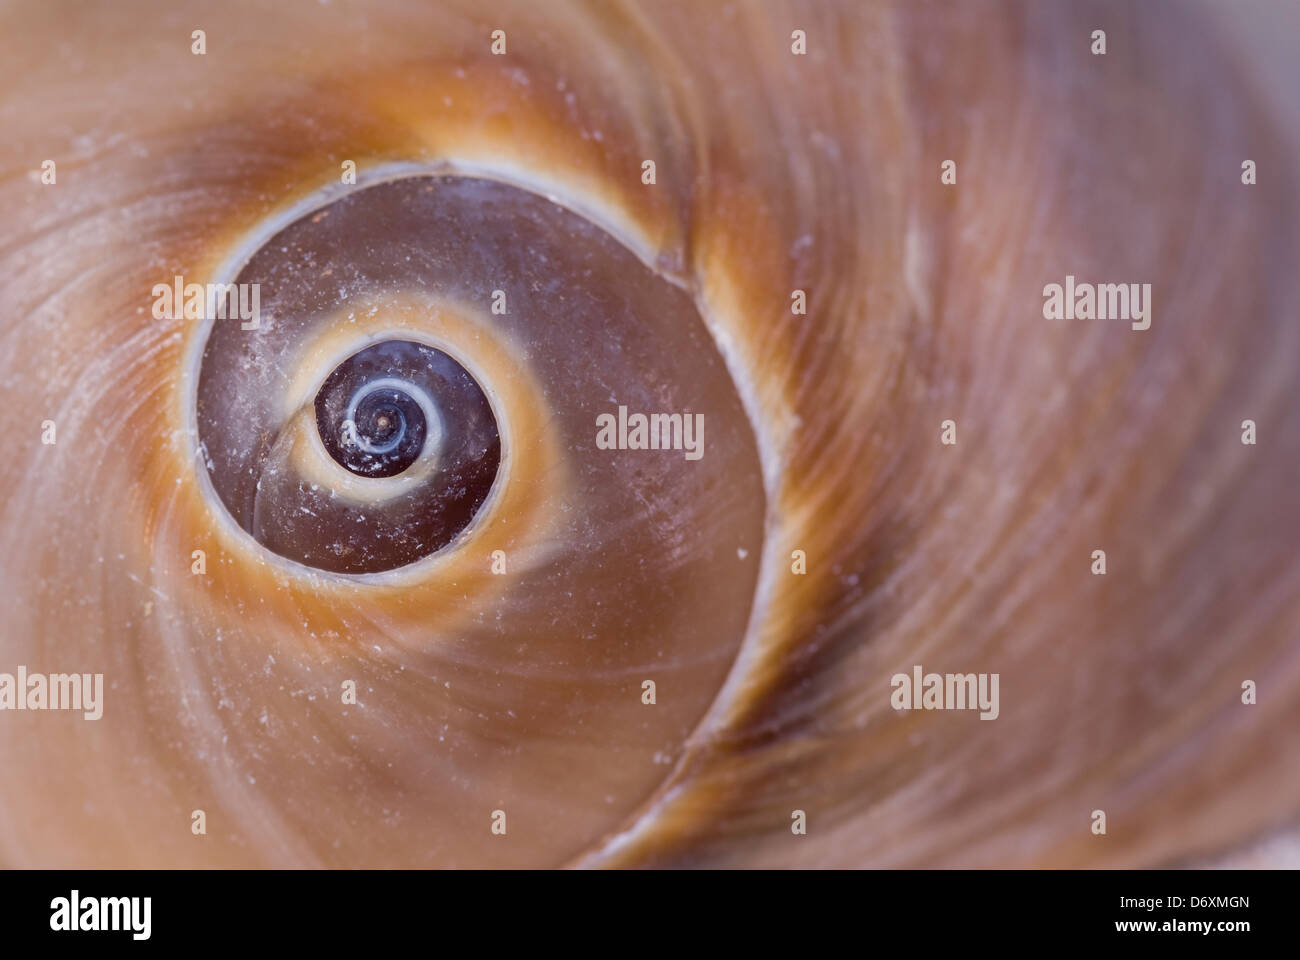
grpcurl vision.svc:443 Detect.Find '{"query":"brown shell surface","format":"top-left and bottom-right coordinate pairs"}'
top-left (0, 0), bottom-right (1297, 867)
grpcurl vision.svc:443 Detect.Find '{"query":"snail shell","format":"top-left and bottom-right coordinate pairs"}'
top-left (0, 0), bottom-right (1298, 867)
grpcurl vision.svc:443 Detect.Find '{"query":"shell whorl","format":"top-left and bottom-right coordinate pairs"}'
top-left (0, 0), bottom-right (1298, 868)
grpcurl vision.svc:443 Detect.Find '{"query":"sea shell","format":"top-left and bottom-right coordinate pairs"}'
top-left (1, 0), bottom-right (1297, 868)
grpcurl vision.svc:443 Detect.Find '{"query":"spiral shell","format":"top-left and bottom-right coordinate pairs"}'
top-left (1, 0), bottom-right (1299, 868)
